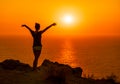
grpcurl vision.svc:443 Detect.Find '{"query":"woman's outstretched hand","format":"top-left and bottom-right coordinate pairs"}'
top-left (21, 24), bottom-right (27, 27)
top-left (51, 23), bottom-right (56, 26)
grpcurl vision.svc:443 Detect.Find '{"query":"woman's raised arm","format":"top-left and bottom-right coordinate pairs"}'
top-left (41, 23), bottom-right (56, 33)
top-left (21, 24), bottom-right (33, 33)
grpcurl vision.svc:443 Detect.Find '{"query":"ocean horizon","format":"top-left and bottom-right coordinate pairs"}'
top-left (0, 36), bottom-right (120, 81)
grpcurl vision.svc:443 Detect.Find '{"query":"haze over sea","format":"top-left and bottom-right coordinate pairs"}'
top-left (0, 36), bottom-right (120, 81)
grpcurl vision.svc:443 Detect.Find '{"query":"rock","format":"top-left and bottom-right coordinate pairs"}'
top-left (1, 59), bottom-right (20, 70)
top-left (0, 59), bottom-right (119, 84)
top-left (39, 59), bottom-right (83, 84)
top-left (72, 67), bottom-right (83, 77)
top-left (17, 63), bottom-right (32, 71)
top-left (0, 59), bottom-right (32, 71)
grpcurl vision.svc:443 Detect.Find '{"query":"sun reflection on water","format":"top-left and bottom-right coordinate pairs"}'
top-left (58, 39), bottom-right (77, 67)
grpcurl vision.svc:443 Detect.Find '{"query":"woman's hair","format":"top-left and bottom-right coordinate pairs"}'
top-left (35, 23), bottom-right (40, 30)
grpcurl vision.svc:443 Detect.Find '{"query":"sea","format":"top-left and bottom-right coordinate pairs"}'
top-left (0, 36), bottom-right (120, 81)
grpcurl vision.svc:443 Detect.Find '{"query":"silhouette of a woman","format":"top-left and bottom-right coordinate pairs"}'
top-left (21, 23), bottom-right (56, 70)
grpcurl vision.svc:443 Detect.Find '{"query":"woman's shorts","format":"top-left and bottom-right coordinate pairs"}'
top-left (33, 46), bottom-right (42, 51)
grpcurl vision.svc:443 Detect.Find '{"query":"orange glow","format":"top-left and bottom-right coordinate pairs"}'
top-left (0, 0), bottom-right (120, 37)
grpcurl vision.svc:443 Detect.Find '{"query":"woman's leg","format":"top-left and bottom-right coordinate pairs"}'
top-left (33, 50), bottom-right (41, 70)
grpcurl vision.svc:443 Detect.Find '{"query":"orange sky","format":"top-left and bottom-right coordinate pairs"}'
top-left (1, 0), bottom-right (120, 37)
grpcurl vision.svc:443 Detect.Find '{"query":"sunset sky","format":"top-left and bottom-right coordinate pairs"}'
top-left (1, 0), bottom-right (120, 37)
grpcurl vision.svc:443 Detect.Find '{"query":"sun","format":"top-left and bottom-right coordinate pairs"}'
top-left (63, 15), bottom-right (73, 24)
top-left (61, 14), bottom-right (74, 24)
top-left (55, 9), bottom-right (82, 27)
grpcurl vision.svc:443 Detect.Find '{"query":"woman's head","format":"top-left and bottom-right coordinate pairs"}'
top-left (35, 23), bottom-right (40, 31)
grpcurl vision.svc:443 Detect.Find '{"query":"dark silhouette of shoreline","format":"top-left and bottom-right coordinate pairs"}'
top-left (0, 59), bottom-right (119, 84)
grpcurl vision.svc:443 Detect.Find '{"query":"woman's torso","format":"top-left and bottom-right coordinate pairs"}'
top-left (32, 31), bottom-right (42, 47)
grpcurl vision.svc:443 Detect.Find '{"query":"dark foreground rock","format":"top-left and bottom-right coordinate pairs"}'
top-left (0, 59), bottom-right (32, 71)
top-left (0, 59), bottom-right (119, 84)
top-left (39, 59), bottom-right (82, 84)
